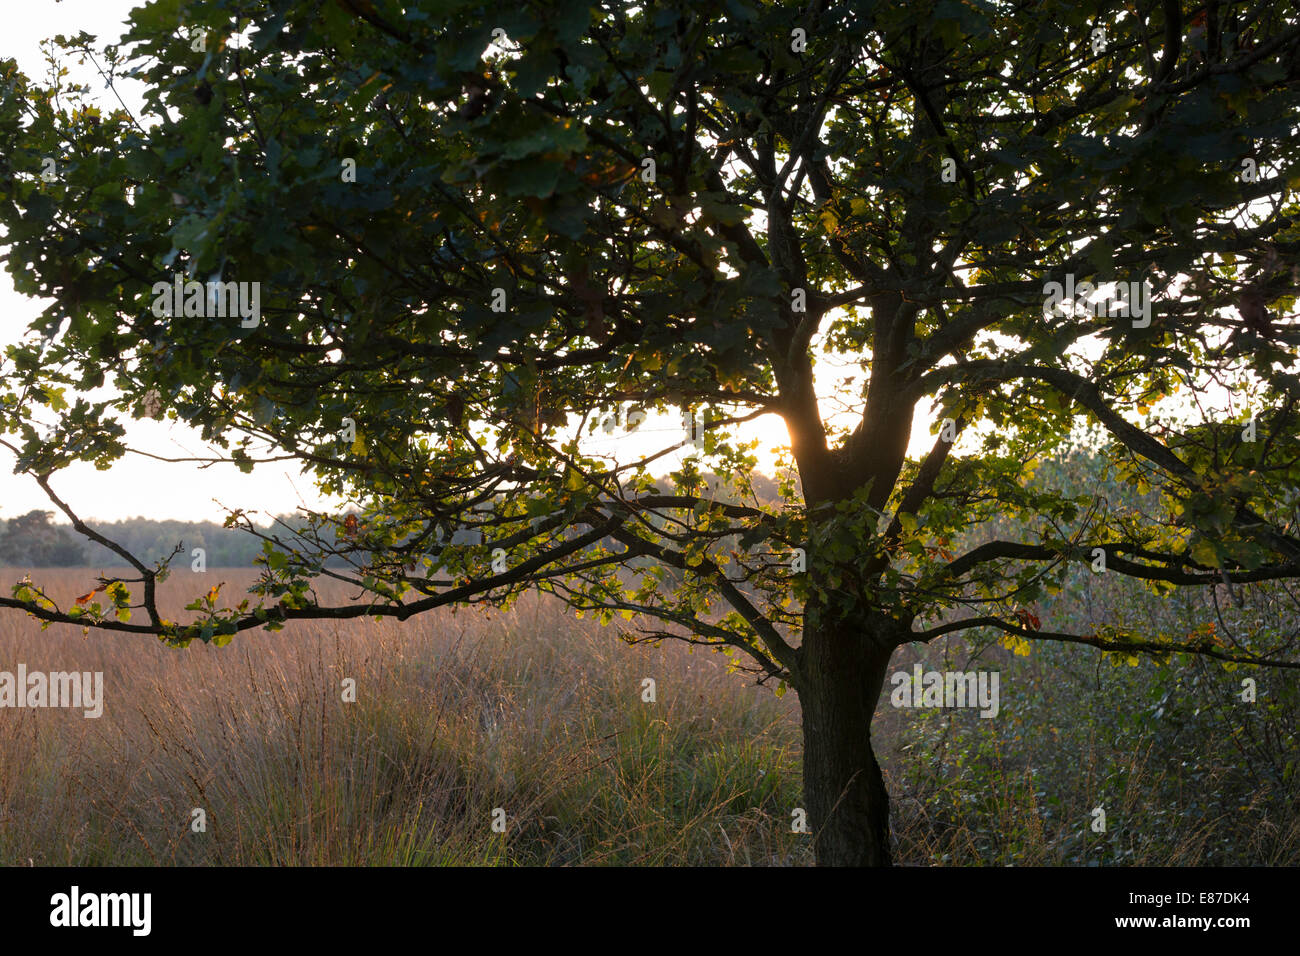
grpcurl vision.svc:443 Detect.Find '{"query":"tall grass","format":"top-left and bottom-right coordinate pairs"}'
top-left (1, 568), bottom-right (1295, 865)
top-left (0, 569), bottom-right (806, 866)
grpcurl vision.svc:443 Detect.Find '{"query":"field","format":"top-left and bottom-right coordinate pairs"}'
top-left (1, 568), bottom-right (1296, 865)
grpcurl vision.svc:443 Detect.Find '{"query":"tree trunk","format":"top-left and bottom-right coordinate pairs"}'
top-left (798, 606), bottom-right (895, 866)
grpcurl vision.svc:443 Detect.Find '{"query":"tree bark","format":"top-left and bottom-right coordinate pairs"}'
top-left (798, 605), bottom-right (896, 866)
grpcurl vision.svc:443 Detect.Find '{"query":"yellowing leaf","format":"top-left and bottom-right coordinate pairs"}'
top-left (1189, 538), bottom-right (1219, 567)
top-left (1001, 634), bottom-right (1032, 657)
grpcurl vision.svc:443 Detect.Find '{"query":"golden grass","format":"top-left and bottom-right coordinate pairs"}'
top-left (0, 568), bottom-right (808, 866)
top-left (2, 568), bottom-right (1292, 865)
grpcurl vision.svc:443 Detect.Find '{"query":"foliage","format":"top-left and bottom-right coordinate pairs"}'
top-left (2, 0), bottom-right (1300, 863)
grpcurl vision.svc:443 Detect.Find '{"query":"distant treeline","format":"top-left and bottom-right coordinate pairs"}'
top-left (0, 508), bottom-right (282, 568)
top-left (0, 471), bottom-right (787, 568)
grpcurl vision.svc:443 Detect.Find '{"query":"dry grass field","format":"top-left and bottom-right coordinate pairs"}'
top-left (2, 567), bottom-right (1295, 865)
top-left (0, 567), bottom-right (808, 865)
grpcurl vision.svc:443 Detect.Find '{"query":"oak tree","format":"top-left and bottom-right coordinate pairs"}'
top-left (2, 0), bottom-right (1300, 864)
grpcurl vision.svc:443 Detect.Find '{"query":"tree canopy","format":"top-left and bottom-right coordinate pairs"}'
top-left (1, 0), bottom-right (1299, 864)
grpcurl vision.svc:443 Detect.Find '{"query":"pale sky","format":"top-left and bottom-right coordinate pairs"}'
top-left (0, 1), bottom-right (937, 523)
